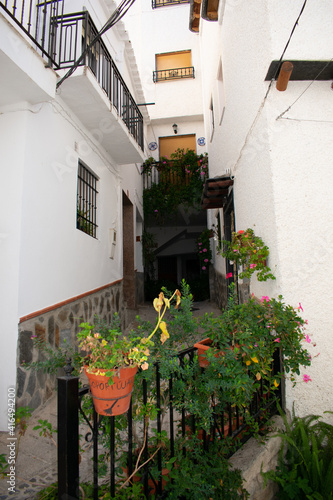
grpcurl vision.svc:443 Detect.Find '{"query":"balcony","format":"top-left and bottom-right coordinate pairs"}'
top-left (142, 151), bottom-right (208, 226)
top-left (152, 0), bottom-right (189, 8)
top-left (0, 2), bottom-right (144, 163)
top-left (153, 66), bottom-right (195, 82)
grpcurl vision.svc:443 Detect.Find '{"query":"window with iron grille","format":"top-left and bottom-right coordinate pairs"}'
top-left (153, 50), bottom-right (194, 82)
top-left (152, 0), bottom-right (189, 8)
top-left (76, 161), bottom-right (98, 238)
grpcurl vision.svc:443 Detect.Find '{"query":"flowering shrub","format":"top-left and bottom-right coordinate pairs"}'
top-left (196, 229), bottom-right (213, 272)
top-left (221, 228), bottom-right (276, 281)
top-left (142, 149), bottom-right (208, 224)
top-left (78, 289), bottom-right (181, 381)
top-left (203, 286), bottom-right (312, 395)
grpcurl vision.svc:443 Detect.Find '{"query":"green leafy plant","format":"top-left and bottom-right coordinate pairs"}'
top-left (187, 285), bottom-right (313, 430)
top-left (221, 228), bottom-right (276, 281)
top-left (262, 406), bottom-right (333, 499)
top-left (0, 406), bottom-right (32, 479)
top-left (165, 438), bottom-right (249, 499)
top-left (33, 419), bottom-right (57, 447)
top-left (24, 337), bottom-right (82, 376)
top-left (142, 148), bottom-right (208, 225)
top-left (78, 289), bottom-right (181, 381)
top-left (205, 288), bottom-right (311, 386)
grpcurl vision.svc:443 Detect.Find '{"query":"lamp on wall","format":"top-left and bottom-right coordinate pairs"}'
top-left (172, 123), bottom-right (178, 134)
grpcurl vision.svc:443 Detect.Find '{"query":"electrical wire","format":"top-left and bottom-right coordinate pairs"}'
top-left (276, 57), bottom-right (333, 120)
top-left (56, 0), bottom-right (136, 89)
top-left (234, 0), bottom-right (309, 172)
top-left (265, 0), bottom-right (308, 98)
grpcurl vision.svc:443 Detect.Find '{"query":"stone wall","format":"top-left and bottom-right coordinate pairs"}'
top-left (16, 281), bottom-right (125, 411)
top-left (209, 267), bottom-right (250, 308)
top-left (229, 415), bottom-right (284, 500)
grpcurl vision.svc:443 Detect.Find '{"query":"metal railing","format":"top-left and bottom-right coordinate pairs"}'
top-left (152, 0), bottom-right (189, 8)
top-left (57, 347), bottom-right (282, 499)
top-left (56, 11), bottom-right (143, 149)
top-left (0, 0), bottom-right (64, 67)
top-left (153, 66), bottom-right (195, 82)
top-left (0, 3), bottom-right (144, 150)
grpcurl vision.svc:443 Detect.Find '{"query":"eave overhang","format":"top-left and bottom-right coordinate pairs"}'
top-left (265, 60), bottom-right (333, 81)
top-left (201, 176), bottom-right (234, 210)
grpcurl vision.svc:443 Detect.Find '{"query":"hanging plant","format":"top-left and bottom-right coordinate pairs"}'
top-left (221, 228), bottom-right (276, 282)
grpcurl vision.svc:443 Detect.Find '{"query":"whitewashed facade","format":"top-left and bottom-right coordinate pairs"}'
top-left (197, 0), bottom-right (333, 418)
top-left (1, 0), bottom-right (332, 431)
top-left (0, 0), bottom-right (147, 430)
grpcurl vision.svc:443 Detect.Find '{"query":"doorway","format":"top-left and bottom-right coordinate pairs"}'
top-left (122, 191), bottom-right (135, 309)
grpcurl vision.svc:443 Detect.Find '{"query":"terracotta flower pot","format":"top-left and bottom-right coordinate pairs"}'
top-left (194, 338), bottom-right (242, 368)
top-left (84, 365), bottom-right (137, 416)
top-left (194, 338), bottom-right (225, 368)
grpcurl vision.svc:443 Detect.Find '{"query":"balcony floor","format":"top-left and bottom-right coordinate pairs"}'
top-left (57, 67), bottom-right (144, 165)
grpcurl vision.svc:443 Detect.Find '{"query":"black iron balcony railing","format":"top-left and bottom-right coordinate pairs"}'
top-left (152, 0), bottom-right (189, 8)
top-left (153, 66), bottom-right (195, 82)
top-left (54, 11), bottom-right (144, 149)
top-left (0, 2), bottom-right (144, 150)
top-left (0, 0), bottom-right (64, 68)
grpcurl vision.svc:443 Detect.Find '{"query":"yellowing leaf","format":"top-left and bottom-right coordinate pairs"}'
top-left (256, 372), bottom-right (261, 380)
top-left (251, 356), bottom-right (259, 363)
top-left (153, 294), bottom-right (164, 312)
top-left (274, 379), bottom-right (280, 388)
top-left (159, 321), bottom-right (169, 344)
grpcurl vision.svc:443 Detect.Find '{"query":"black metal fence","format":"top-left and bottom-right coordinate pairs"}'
top-left (57, 347), bottom-right (282, 499)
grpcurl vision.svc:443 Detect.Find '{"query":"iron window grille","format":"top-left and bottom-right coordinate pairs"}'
top-left (76, 161), bottom-right (98, 238)
top-left (152, 0), bottom-right (189, 7)
top-left (153, 66), bottom-right (195, 82)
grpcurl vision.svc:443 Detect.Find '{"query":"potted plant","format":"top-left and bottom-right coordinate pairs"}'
top-left (221, 228), bottom-right (276, 281)
top-left (78, 289), bottom-right (181, 416)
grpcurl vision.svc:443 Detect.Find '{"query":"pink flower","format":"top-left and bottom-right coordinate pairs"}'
top-left (274, 338), bottom-right (280, 343)
top-left (303, 374), bottom-right (312, 383)
top-left (261, 296), bottom-right (270, 303)
top-left (204, 259), bottom-right (209, 263)
top-left (249, 263), bottom-right (257, 269)
top-left (226, 272), bottom-right (233, 279)
top-left (238, 230), bottom-right (244, 234)
top-left (298, 302), bottom-right (304, 312)
top-left (202, 266), bottom-right (206, 270)
top-left (198, 242), bottom-right (202, 246)
top-left (203, 248), bottom-right (207, 252)
top-left (305, 334), bottom-right (311, 343)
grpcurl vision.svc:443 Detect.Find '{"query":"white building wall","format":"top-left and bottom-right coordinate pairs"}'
top-left (0, 0), bottom-right (145, 430)
top-left (199, 0), bottom-right (333, 418)
top-left (121, 0), bottom-right (204, 123)
top-left (0, 111), bottom-right (27, 431)
top-left (16, 99), bottom-right (125, 317)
